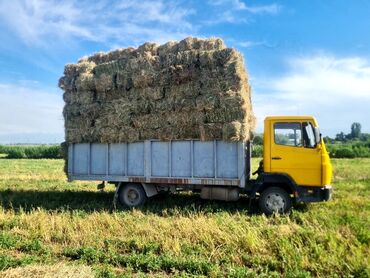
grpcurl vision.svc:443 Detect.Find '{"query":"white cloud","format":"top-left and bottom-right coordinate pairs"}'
top-left (205, 1), bottom-right (281, 25)
top-left (210, 0), bottom-right (247, 10)
top-left (252, 55), bottom-right (370, 136)
top-left (239, 40), bottom-right (267, 48)
top-left (205, 11), bottom-right (248, 24)
top-left (0, 82), bottom-right (64, 135)
top-left (208, 0), bottom-right (281, 14)
top-left (0, 0), bottom-right (195, 47)
top-left (239, 41), bottom-right (257, 48)
top-left (244, 4), bottom-right (281, 14)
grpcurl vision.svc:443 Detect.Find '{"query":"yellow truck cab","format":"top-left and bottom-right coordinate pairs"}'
top-left (250, 116), bottom-right (332, 214)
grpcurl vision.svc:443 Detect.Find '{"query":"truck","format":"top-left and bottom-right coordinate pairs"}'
top-left (67, 115), bottom-right (332, 214)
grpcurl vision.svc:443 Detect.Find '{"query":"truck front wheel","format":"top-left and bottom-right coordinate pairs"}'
top-left (118, 183), bottom-right (147, 208)
top-left (258, 187), bottom-right (292, 215)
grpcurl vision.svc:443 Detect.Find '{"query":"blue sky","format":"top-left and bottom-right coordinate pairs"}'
top-left (0, 0), bottom-right (369, 143)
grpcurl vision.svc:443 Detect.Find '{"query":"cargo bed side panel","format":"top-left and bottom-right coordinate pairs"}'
top-left (68, 140), bottom-right (246, 187)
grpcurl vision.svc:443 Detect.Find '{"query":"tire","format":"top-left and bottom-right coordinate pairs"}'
top-left (258, 186), bottom-right (292, 215)
top-left (118, 183), bottom-right (147, 208)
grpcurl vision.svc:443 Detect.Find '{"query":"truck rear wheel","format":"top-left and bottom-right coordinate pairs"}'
top-left (258, 187), bottom-right (292, 215)
top-left (118, 183), bottom-right (147, 208)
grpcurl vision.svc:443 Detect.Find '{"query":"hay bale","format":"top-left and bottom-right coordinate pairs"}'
top-left (60, 37), bottom-right (255, 144)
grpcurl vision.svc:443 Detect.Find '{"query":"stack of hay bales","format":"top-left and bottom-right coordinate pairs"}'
top-left (59, 37), bottom-right (255, 144)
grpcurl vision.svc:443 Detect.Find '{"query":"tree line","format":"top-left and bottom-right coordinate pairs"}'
top-left (325, 122), bottom-right (370, 143)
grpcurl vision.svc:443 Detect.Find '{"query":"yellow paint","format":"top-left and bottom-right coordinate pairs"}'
top-left (263, 116), bottom-right (332, 187)
top-left (321, 140), bottom-right (333, 185)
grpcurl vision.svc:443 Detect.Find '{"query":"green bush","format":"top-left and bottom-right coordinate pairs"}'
top-left (333, 148), bottom-right (356, 158)
top-left (252, 145), bottom-right (263, 157)
top-left (0, 145), bottom-right (62, 159)
top-left (253, 135), bottom-right (263, 145)
top-left (352, 146), bottom-right (370, 158)
top-left (6, 148), bottom-right (26, 159)
top-left (0, 145), bottom-right (13, 154)
top-left (327, 142), bottom-right (370, 158)
top-left (24, 145), bottom-right (61, 159)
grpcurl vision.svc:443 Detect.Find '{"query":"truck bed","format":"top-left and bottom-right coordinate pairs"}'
top-left (68, 140), bottom-right (248, 188)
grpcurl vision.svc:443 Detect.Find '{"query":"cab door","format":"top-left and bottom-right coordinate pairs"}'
top-left (270, 121), bottom-right (321, 186)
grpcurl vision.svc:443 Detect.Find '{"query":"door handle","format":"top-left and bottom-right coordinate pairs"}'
top-left (272, 157), bottom-right (282, 160)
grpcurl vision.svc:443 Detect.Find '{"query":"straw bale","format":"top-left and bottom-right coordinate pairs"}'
top-left (60, 37), bottom-right (255, 145)
top-left (94, 73), bottom-right (113, 92)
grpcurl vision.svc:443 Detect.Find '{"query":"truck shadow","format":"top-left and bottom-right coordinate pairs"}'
top-left (0, 189), bottom-right (308, 215)
top-left (0, 189), bottom-right (114, 213)
top-left (0, 189), bottom-right (262, 215)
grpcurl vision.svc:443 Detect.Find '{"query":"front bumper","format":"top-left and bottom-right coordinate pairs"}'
top-left (296, 185), bottom-right (332, 203)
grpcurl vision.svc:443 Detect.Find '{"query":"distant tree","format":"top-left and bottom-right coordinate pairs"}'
top-left (253, 135), bottom-right (263, 145)
top-left (323, 136), bottom-right (332, 144)
top-left (351, 122), bottom-right (362, 139)
top-left (345, 133), bottom-right (353, 140)
top-left (335, 132), bottom-right (346, 142)
top-left (360, 133), bottom-right (370, 141)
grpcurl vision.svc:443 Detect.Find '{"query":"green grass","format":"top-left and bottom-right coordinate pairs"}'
top-left (0, 158), bottom-right (369, 277)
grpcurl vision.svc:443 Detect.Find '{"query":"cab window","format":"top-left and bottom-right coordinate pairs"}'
top-left (274, 122), bottom-right (302, 147)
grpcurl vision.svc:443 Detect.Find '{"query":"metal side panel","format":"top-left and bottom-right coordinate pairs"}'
top-left (151, 141), bottom-right (169, 177)
top-left (216, 141), bottom-right (238, 179)
top-left (90, 143), bottom-right (107, 175)
top-left (193, 141), bottom-right (214, 178)
top-left (68, 140), bottom-right (246, 187)
top-left (171, 141), bottom-right (191, 177)
top-left (127, 142), bottom-right (144, 176)
top-left (72, 143), bottom-right (89, 175)
top-left (109, 143), bottom-right (126, 175)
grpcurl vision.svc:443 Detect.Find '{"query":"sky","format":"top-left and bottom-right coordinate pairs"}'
top-left (0, 0), bottom-right (369, 143)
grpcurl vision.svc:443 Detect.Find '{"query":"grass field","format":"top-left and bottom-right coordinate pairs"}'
top-left (0, 158), bottom-right (368, 277)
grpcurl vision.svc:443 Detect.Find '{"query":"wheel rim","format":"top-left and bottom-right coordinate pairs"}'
top-left (265, 193), bottom-right (285, 212)
top-left (124, 188), bottom-right (140, 206)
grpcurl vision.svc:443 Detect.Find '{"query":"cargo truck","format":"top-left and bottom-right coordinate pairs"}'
top-left (67, 115), bottom-right (332, 214)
